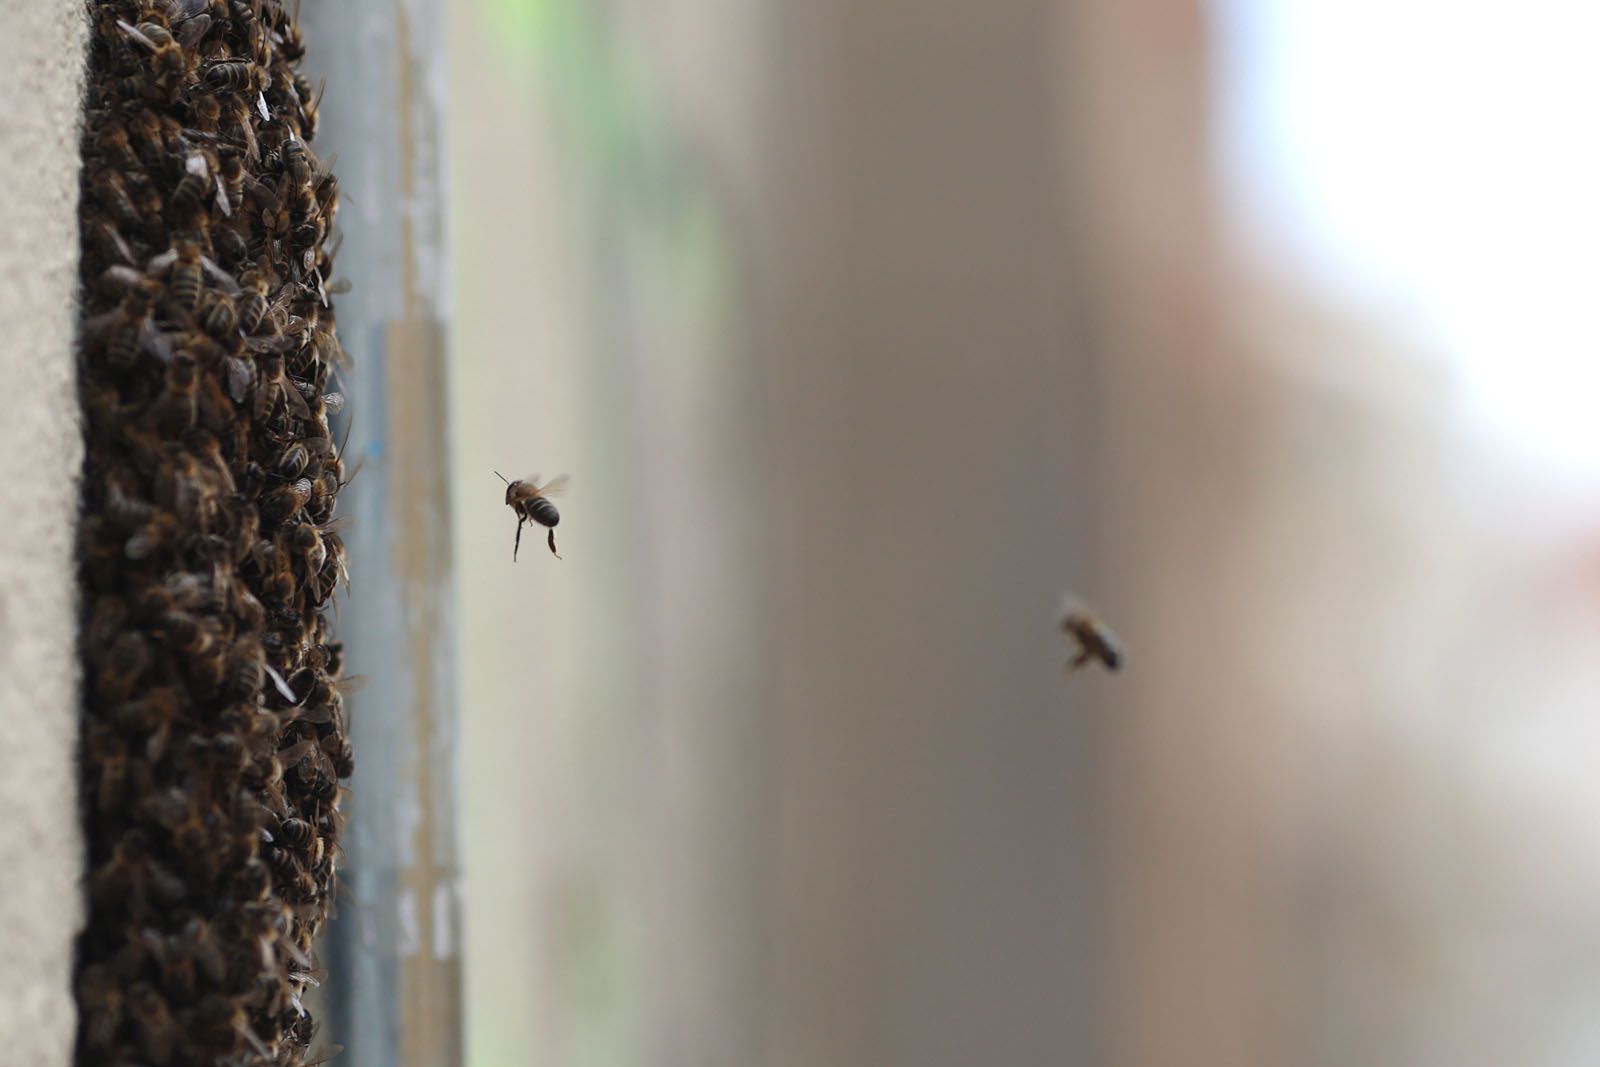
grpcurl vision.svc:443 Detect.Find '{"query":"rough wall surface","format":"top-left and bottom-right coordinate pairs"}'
top-left (0, 1), bottom-right (89, 1064)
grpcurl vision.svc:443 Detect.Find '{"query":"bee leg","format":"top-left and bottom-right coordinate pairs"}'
top-left (547, 528), bottom-right (561, 560)
top-left (1067, 648), bottom-right (1092, 673)
top-left (513, 517), bottom-right (524, 562)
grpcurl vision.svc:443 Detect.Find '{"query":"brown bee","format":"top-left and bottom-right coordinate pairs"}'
top-left (236, 269), bottom-right (271, 331)
top-left (126, 981), bottom-right (181, 1064)
top-left (282, 133), bottom-right (313, 186)
top-left (117, 20), bottom-right (193, 98)
top-left (205, 59), bottom-right (260, 93)
top-left (254, 540), bottom-right (297, 605)
top-left (92, 169), bottom-right (141, 224)
top-left (496, 472), bottom-right (567, 560)
top-left (262, 477), bottom-right (313, 525)
top-left (217, 148), bottom-right (246, 212)
top-left (146, 351), bottom-right (200, 434)
top-left (123, 509), bottom-right (181, 561)
top-left (322, 731), bottom-right (354, 779)
top-left (253, 348), bottom-right (312, 420)
top-left (149, 239), bottom-right (204, 308)
top-left (83, 283), bottom-right (161, 368)
top-left (93, 122), bottom-right (140, 171)
top-left (1059, 597), bottom-right (1125, 673)
top-left (96, 631), bottom-right (151, 704)
top-left (173, 151), bottom-right (216, 216)
top-left (113, 687), bottom-right (182, 762)
top-left (190, 92), bottom-right (223, 135)
top-left (276, 817), bottom-right (315, 851)
top-left (198, 287), bottom-right (238, 336)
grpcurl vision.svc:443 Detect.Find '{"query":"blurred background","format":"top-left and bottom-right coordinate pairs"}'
top-left (432, 1), bottom-right (1600, 1065)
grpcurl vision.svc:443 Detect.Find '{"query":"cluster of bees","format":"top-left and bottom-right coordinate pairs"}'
top-left (75, 1), bottom-right (350, 1064)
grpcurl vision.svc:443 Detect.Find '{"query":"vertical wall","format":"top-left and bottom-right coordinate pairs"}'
top-left (298, 2), bottom-right (463, 1064)
top-left (0, 2), bottom-right (86, 1065)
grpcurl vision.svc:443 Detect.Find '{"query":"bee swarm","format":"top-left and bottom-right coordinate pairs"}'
top-left (75, 2), bottom-right (351, 1065)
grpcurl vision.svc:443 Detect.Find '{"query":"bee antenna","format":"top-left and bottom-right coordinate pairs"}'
top-left (493, 470), bottom-right (510, 485)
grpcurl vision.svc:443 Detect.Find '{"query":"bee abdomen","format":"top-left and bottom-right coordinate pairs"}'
top-left (529, 498), bottom-right (560, 527)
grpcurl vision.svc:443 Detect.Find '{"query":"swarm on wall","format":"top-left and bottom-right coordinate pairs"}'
top-left (74, 1), bottom-right (351, 1064)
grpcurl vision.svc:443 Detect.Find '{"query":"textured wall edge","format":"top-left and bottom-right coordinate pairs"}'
top-left (0, 0), bottom-right (89, 1064)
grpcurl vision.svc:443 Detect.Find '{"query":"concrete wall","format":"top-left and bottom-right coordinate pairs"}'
top-left (0, 1), bottom-right (86, 1064)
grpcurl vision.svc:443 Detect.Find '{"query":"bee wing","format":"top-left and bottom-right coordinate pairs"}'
top-left (166, 0), bottom-right (209, 20)
top-left (200, 256), bottom-right (238, 292)
top-left (115, 19), bottom-right (159, 51)
top-left (283, 383), bottom-right (312, 420)
top-left (101, 224), bottom-right (136, 264)
top-left (184, 152), bottom-right (209, 178)
top-left (145, 249), bottom-right (179, 275)
top-left (263, 664), bottom-right (298, 704)
top-left (175, 12), bottom-right (211, 46)
top-left (140, 324), bottom-right (175, 365)
top-left (536, 474), bottom-right (570, 496)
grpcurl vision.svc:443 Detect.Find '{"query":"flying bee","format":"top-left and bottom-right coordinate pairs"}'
top-left (496, 471), bottom-right (567, 560)
top-left (1059, 597), bottom-right (1125, 673)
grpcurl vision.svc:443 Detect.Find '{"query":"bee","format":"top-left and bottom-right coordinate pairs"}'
top-left (322, 731), bottom-right (354, 779)
top-left (93, 121), bottom-right (140, 171)
top-left (496, 471), bottom-right (567, 560)
top-left (92, 169), bottom-right (141, 224)
top-left (217, 148), bottom-right (246, 212)
top-left (113, 686), bottom-right (182, 762)
top-left (83, 283), bottom-right (161, 369)
top-left (146, 351), bottom-right (200, 434)
top-left (173, 151), bottom-right (215, 216)
top-left (124, 511), bottom-right (180, 561)
top-left (96, 631), bottom-right (150, 704)
top-left (262, 477), bottom-right (313, 526)
top-left (253, 348), bottom-right (313, 420)
top-left (237, 268), bottom-right (272, 332)
top-left (116, 20), bottom-right (192, 98)
top-left (1059, 597), bottom-right (1125, 673)
top-left (205, 59), bottom-right (260, 93)
top-left (77, 963), bottom-right (124, 1051)
top-left (282, 133), bottom-right (313, 186)
top-left (126, 107), bottom-right (171, 166)
top-left (190, 92), bottom-right (222, 135)
top-left (254, 540), bottom-right (297, 605)
top-left (149, 238), bottom-right (204, 308)
top-left (277, 817), bottom-right (315, 851)
top-left (228, 97), bottom-right (261, 160)
top-left (199, 287), bottom-right (238, 337)
top-left (126, 981), bottom-right (181, 1065)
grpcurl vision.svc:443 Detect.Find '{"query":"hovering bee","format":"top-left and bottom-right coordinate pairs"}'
top-left (1059, 597), bottom-right (1124, 673)
top-left (495, 471), bottom-right (567, 561)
